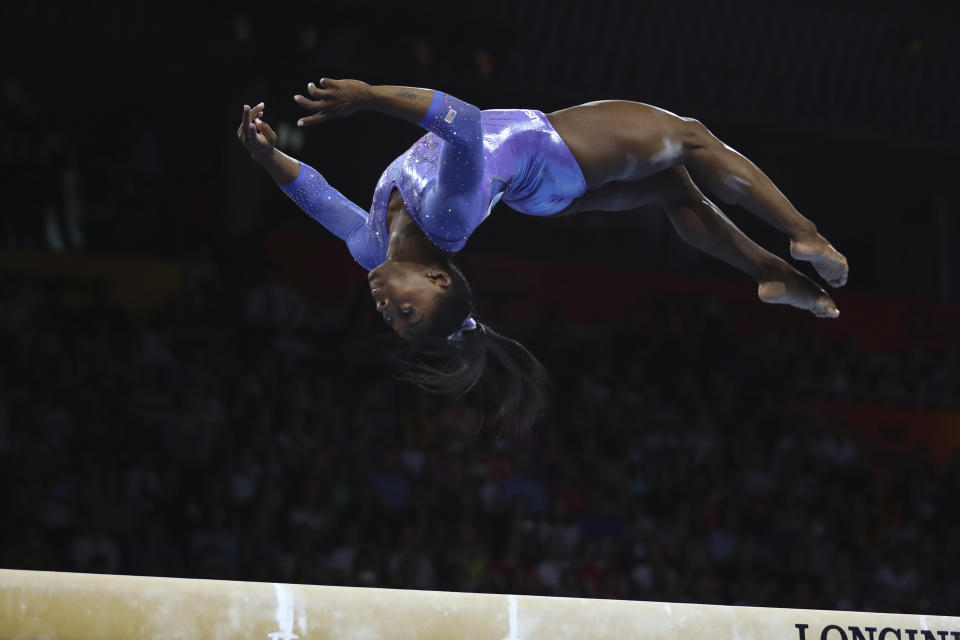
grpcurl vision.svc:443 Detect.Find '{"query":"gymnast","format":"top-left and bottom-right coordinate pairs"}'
top-left (237, 79), bottom-right (848, 427)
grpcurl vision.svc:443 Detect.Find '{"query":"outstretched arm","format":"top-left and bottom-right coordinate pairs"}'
top-left (295, 79), bottom-right (484, 250)
top-left (237, 103), bottom-right (374, 266)
top-left (293, 79), bottom-right (481, 158)
top-left (294, 80), bottom-right (436, 127)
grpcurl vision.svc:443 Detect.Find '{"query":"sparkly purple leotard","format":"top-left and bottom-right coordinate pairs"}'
top-left (281, 91), bottom-right (587, 270)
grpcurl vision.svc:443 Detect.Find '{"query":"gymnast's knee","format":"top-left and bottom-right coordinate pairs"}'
top-left (678, 117), bottom-right (719, 151)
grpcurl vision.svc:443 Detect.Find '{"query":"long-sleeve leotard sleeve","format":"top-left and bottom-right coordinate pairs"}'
top-left (417, 92), bottom-right (484, 251)
top-left (280, 162), bottom-right (379, 269)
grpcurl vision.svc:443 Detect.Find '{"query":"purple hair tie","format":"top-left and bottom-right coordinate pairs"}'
top-left (447, 316), bottom-right (478, 342)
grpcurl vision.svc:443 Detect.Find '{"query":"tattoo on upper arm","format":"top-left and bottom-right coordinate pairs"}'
top-left (396, 89), bottom-right (419, 100)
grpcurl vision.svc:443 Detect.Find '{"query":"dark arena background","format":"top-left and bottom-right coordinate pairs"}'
top-left (2, 0), bottom-right (960, 624)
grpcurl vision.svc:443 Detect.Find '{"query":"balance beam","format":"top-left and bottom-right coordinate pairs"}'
top-left (1, 569), bottom-right (957, 639)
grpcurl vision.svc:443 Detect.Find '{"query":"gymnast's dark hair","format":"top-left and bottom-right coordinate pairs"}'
top-left (387, 257), bottom-right (550, 432)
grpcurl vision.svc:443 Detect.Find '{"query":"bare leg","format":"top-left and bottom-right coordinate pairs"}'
top-left (677, 119), bottom-right (848, 287)
top-left (557, 168), bottom-right (840, 318)
top-left (548, 102), bottom-right (849, 287)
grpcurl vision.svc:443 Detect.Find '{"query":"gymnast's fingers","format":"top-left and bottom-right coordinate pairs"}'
top-left (238, 104), bottom-right (251, 140)
top-left (255, 117), bottom-right (277, 142)
top-left (297, 112), bottom-right (329, 127)
top-left (306, 82), bottom-right (331, 99)
top-left (294, 94), bottom-right (326, 111)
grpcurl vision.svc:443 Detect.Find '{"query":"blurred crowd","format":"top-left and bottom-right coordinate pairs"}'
top-left (2, 266), bottom-right (958, 615)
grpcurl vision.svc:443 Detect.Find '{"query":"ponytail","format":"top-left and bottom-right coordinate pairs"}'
top-left (389, 322), bottom-right (550, 432)
top-left (387, 258), bottom-right (550, 432)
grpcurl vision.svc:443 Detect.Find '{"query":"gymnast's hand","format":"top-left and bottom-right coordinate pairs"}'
top-left (294, 78), bottom-right (372, 126)
top-left (236, 102), bottom-right (277, 162)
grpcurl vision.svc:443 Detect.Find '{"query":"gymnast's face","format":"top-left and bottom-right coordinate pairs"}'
top-left (368, 262), bottom-right (450, 338)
